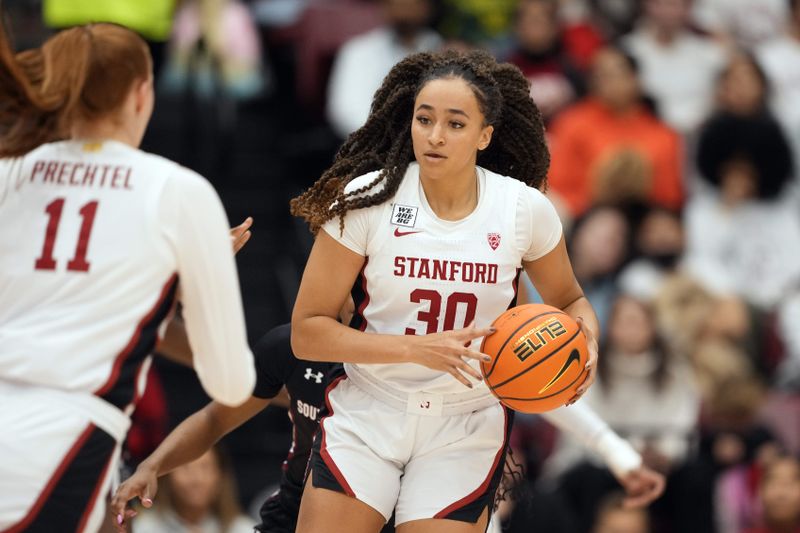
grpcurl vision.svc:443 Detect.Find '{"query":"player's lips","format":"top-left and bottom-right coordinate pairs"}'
top-left (423, 151), bottom-right (447, 160)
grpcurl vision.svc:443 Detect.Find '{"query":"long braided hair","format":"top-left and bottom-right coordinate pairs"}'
top-left (290, 49), bottom-right (549, 234)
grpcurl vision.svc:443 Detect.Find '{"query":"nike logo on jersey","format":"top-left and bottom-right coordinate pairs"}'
top-left (304, 368), bottom-right (324, 383)
top-left (394, 228), bottom-right (422, 237)
top-left (538, 349), bottom-right (582, 394)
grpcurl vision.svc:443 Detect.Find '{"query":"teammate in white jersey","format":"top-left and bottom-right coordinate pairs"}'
top-left (288, 49), bottom-right (627, 533)
top-left (0, 22), bottom-right (256, 532)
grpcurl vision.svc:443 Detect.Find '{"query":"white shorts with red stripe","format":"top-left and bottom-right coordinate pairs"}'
top-left (0, 381), bottom-right (128, 533)
top-left (309, 376), bottom-right (512, 526)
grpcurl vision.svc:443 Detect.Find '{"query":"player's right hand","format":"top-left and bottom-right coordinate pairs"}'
top-left (109, 464), bottom-right (158, 532)
top-left (404, 322), bottom-right (495, 388)
top-left (230, 216), bottom-right (253, 255)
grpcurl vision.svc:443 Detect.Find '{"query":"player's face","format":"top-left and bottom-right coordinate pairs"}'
top-left (167, 449), bottom-right (222, 510)
top-left (411, 77), bottom-right (493, 181)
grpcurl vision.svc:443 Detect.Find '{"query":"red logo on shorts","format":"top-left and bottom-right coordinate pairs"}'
top-left (487, 233), bottom-right (501, 250)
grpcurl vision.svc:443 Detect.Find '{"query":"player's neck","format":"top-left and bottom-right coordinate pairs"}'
top-left (69, 120), bottom-right (139, 148)
top-left (419, 166), bottom-right (479, 221)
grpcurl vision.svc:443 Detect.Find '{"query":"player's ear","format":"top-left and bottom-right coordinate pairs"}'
top-left (478, 125), bottom-right (493, 152)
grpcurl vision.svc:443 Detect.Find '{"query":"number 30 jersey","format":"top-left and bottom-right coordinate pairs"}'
top-left (0, 140), bottom-right (255, 409)
top-left (322, 162), bottom-right (562, 399)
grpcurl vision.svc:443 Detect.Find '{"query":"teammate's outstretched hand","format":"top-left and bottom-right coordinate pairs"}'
top-left (617, 465), bottom-right (666, 508)
top-left (405, 322), bottom-right (495, 388)
top-left (109, 464), bottom-right (158, 532)
top-left (230, 217), bottom-right (253, 255)
top-left (567, 316), bottom-right (599, 405)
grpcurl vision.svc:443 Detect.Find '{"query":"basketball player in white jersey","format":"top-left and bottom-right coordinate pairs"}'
top-left (288, 49), bottom-right (618, 533)
top-left (0, 22), bottom-right (255, 532)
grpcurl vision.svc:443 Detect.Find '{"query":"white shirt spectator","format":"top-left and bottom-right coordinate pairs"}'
top-left (693, 0), bottom-right (788, 48)
top-left (684, 191), bottom-right (800, 310)
top-left (326, 27), bottom-right (442, 138)
top-left (624, 28), bottom-right (727, 135)
top-left (757, 36), bottom-right (800, 176)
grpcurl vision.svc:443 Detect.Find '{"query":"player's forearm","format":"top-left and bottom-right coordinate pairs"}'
top-left (562, 296), bottom-right (600, 343)
top-left (138, 407), bottom-right (224, 477)
top-left (156, 314), bottom-right (193, 366)
top-left (291, 315), bottom-right (410, 364)
top-left (544, 402), bottom-right (641, 478)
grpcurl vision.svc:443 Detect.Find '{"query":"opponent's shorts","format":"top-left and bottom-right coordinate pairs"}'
top-left (307, 376), bottom-right (512, 526)
top-left (0, 381), bottom-right (128, 533)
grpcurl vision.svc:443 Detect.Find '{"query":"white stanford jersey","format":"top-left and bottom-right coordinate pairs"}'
top-left (0, 140), bottom-right (255, 410)
top-left (322, 162), bottom-right (562, 399)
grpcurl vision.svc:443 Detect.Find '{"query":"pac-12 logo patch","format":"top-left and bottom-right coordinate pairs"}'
top-left (391, 204), bottom-right (418, 227)
top-left (487, 233), bottom-right (501, 250)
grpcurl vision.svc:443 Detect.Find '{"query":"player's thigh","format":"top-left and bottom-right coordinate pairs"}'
top-left (296, 476), bottom-right (386, 533)
top-left (395, 508), bottom-right (490, 533)
top-left (0, 397), bottom-right (118, 532)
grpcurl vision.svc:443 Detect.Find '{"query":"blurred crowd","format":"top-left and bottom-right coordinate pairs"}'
top-left (5, 0), bottom-right (800, 532)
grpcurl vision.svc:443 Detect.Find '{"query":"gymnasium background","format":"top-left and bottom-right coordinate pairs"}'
top-left (3, 1), bottom-right (800, 532)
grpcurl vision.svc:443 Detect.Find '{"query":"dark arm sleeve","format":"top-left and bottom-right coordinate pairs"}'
top-left (252, 323), bottom-right (297, 399)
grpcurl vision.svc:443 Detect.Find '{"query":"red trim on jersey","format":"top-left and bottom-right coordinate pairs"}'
top-left (354, 259), bottom-right (370, 331)
top-left (433, 409), bottom-right (510, 519)
top-left (3, 424), bottom-right (95, 533)
top-left (94, 273), bottom-right (178, 398)
top-left (318, 375), bottom-right (355, 497)
top-left (507, 268), bottom-right (522, 310)
top-left (75, 441), bottom-right (116, 532)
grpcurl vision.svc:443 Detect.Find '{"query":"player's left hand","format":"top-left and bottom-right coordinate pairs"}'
top-left (230, 217), bottom-right (253, 255)
top-left (109, 464), bottom-right (158, 532)
top-left (567, 316), bottom-right (598, 404)
top-left (617, 465), bottom-right (666, 508)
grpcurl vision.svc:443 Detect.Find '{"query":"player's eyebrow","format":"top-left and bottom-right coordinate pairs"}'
top-left (416, 104), bottom-right (470, 119)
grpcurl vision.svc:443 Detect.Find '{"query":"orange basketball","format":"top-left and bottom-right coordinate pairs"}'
top-left (480, 303), bottom-right (589, 413)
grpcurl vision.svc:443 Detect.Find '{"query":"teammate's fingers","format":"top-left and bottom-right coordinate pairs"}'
top-left (232, 230), bottom-right (251, 254)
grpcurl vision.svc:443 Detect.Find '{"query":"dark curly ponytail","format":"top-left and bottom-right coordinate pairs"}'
top-left (290, 49), bottom-right (549, 234)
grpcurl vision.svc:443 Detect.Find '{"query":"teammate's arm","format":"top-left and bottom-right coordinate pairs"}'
top-left (160, 172), bottom-right (256, 406)
top-left (156, 217), bottom-right (253, 367)
top-left (291, 230), bottom-right (492, 387)
top-left (543, 402), bottom-right (666, 508)
top-left (110, 397), bottom-right (268, 529)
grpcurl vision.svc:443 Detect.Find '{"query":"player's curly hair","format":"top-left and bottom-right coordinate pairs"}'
top-left (290, 49), bottom-right (549, 234)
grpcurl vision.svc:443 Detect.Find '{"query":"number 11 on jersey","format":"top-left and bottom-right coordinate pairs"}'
top-left (34, 197), bottom-right (99, 273)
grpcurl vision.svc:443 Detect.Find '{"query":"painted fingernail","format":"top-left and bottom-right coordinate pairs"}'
top-left (489, 327), bottom-right (497, 333)
top-left (143, 498), bottom-right (152, 505)
top-left (482, 355), bottom-right (491, 362)
top-left (117, 514), bottom-right (123, 525)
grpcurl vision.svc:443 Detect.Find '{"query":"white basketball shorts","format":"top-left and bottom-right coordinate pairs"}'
top-left (307, 376), bottom-right (513, 526)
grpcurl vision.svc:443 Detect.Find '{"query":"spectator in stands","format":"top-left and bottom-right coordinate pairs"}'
top-left (692, 0), bottom-right (789, 49)
top-left (547, 45), bottom-right (683, 218)
top-left (436, 0), bottom-right (518, 50)
top-left (756, 0), bottom-right (800, 177)
top-left (133, 446), bottom-right (255, 533)
top-left (592, 492), bottom-right (651, 533)
top-left (505, 0), bottom-right (588, 123)
top-left (685, 52), bottom-right (799, 312)
top-left (623, 0), bottom-right (727, 136)
top-left (744, 454), bottom-right (800, 533)
top-left (326, 0), bottom-right (442, 139)
top-left (543, 292), bottom-right (700, 532)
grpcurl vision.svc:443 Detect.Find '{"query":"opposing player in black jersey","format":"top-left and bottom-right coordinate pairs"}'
top-left (111, 322), bottom-right (336, 533)
top-left (112, 318), bottom-right (664, 533)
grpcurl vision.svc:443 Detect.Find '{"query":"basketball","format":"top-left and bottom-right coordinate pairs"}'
top-left (481, 304), bottom-right (589, 413)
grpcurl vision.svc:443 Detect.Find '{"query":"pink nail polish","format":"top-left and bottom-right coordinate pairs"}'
top-left (143, 498), bottom-right (153, 505)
